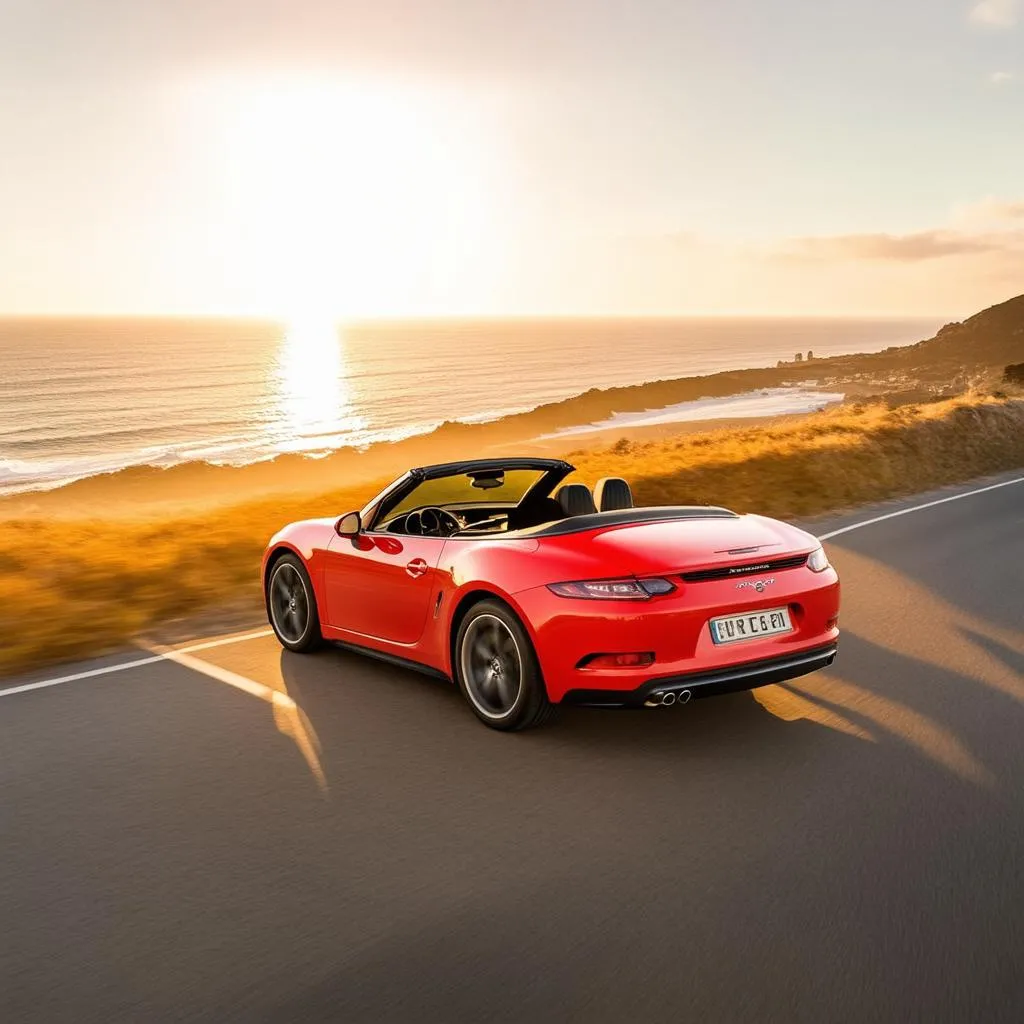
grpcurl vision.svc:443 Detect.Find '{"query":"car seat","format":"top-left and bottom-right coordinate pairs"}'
top-left (594, 477), bottom-right (633, 511)
top-left (555, 483), bottom-right (597, 516)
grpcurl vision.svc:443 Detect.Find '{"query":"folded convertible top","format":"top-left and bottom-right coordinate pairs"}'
top-left (507, 506), bottom-right (738, 538)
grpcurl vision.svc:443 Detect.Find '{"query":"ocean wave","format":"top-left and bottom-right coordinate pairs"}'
top-left (0, 448), bottom-right (192, 495)
top-left (455, 404), bottom-right (543, 425)
top-left (0, 422), bottom-right (435, 495)
top-left (0, 401), bottom-right (550, 496)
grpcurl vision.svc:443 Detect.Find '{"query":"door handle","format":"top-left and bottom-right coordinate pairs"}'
top-left (405, 558), bottom-right (429, 578)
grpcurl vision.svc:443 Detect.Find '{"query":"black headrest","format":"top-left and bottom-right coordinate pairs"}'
top-left (556, 483), bottom-right (597, 516)
top-left (594, 477), bottom-right (633, 511)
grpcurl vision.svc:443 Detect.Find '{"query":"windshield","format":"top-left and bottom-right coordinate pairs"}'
top-left (377, 469), bottom-right (544, 527)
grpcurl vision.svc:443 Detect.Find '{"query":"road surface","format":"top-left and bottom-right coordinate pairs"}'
top-left (2, 472), bottom-right (1022, 1022)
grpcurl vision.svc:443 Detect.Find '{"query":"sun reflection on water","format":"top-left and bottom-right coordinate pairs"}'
top-left (273, 318), bottom-right (365, 453)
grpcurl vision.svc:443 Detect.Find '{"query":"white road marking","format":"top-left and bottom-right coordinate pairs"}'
top-left (3, 474), bottom-right (1022, 699)
top-left (161, 629), bottom-right (273, 656)
top-left (157, 644), bottom-right (329, 794)
top-left (159, 646), bottom-right (282, 703)
top-left (0, 629), bottom-right (273, 699)
top-left (818, 476), bottom-right (1024, 542)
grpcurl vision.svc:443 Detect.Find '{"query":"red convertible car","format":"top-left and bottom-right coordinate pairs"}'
top-left (263, 458), bottom-right (839, 730)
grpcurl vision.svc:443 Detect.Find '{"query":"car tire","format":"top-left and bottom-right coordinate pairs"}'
top-left (455, 599), bottom-right (556, 731)
top-left (266, 553), bottom-right (323, 653)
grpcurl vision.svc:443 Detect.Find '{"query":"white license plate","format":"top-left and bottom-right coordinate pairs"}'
top-left (710, 607), bottom-right (792, 645)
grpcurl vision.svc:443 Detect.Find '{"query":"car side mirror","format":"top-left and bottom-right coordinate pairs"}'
top-left (335, 511), bottom-right (361, 537)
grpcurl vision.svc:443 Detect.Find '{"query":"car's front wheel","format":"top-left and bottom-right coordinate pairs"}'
top-left (455, 599), bottom-right (555, 731)
top-left (266, 553), bottom-right (323, 652)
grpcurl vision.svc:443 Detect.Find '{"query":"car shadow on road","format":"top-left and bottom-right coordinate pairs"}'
top-left (780, 629), bottom-right (1024, 789)
top-left (959, 627), bottom-right (1024, 680)
top-left (276, 640), bottom-right (851, 787)
top-left (275, 624), bottom-right (1024, 800)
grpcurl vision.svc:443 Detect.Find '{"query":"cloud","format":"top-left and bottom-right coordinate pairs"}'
top-left (969, 0), bottom-right (1019, 27)
top-left (775, 230), bottom-right (1018, 263)
top-left (610, 206), bottom-right (1024, 315)
top-left (951, 196), bottom-right (1024, 228)
top-left (988, 70), bottom-right (1017, 84)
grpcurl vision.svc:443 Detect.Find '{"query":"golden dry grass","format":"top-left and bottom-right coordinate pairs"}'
top-left (568, 392), bottom-right (1024, 518)
top-left (1, 393), bottom-right (1021, 676)
top-left (0, 486), bottom-right (372, 673)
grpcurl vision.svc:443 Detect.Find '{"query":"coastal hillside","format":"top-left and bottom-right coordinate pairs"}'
top-left (827, 293), bottom-right (1024, 382)
top-left (929, 294), bottom-right (1024, 362)
top-left (920, 293), bottom-right (1024, 366)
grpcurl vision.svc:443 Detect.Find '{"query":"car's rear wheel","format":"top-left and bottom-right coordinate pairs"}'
top-left (455, 599), bottom-right (555, 731)
top-left (266, 554), bottom-right (323, 652)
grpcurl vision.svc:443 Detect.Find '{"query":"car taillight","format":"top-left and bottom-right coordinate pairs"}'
top-left (807, 546), bottom-right (830, 573)
top-left (547, 577), bottom-right (675, 600)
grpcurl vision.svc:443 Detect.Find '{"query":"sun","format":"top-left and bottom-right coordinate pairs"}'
top-left (209, 74), bottom-right (496, 319)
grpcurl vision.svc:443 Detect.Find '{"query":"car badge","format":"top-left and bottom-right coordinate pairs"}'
top-left (736, 577), bottom-right (775, 593)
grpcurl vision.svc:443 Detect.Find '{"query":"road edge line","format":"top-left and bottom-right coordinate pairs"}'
top-left (0, 629), bottom-right (273, 699)
top-left (818, 476), bottom-right (1024, 542)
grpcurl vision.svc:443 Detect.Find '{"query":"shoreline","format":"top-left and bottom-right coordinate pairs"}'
top-left (0, 327), bottom-right (967, 519)
top-left (2, 314), bottom-right (942, 497)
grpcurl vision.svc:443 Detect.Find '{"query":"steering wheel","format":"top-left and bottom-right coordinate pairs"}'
top-left (419, 507), bottom-right (462, 537)
top-left (405, 507), bottom-right (461, 537)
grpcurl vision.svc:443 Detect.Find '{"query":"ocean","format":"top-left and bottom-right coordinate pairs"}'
top-left (0, 316), bottom-right (942, 495)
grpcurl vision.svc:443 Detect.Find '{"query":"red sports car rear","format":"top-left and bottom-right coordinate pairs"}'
top-left (509, 514), bottom-right (839, 706)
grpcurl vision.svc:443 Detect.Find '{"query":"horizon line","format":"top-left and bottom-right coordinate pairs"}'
top-left (0, 310), bottom-right (958, 323)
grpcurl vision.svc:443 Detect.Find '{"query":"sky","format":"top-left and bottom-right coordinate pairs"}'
top-left (0, 0), bottom-right (1022, 318)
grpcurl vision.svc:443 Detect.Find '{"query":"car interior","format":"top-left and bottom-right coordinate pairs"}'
top-left (380, 475), bottom-right (635, 538)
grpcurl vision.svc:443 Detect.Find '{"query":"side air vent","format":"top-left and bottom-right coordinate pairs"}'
top-left (681, 553), bottom-right (809, 583)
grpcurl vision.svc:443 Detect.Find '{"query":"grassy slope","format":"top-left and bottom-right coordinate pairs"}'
top-left (570, 393), bottom-right (1024, 518)
top-left (2, 392), bottom-right (1022, 676)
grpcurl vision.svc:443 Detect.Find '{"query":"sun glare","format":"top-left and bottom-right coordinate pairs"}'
top-left (207, 75), bottom-right (497, 319)
top-left (274, 318), bottom-right (362, 452)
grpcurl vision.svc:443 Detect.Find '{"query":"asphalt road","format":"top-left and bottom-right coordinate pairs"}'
top-left (2, 472), bottom-right (1022, 1023)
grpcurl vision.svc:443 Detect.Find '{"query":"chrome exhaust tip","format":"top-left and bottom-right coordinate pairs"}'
top-left (643, 689), bottom-right (691, 708)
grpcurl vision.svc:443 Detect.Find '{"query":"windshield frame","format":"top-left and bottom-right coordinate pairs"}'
top-left (362, 458), bottom-right (573, 533)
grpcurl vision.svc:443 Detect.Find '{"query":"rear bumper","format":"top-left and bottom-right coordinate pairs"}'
top-left (561, 642), bottom-right (838, 708)
top-left (515, 568), bottom-right (840, 702)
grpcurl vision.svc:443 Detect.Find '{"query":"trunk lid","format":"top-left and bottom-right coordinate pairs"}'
top-left (564, 514), bottom-right (816, 577)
